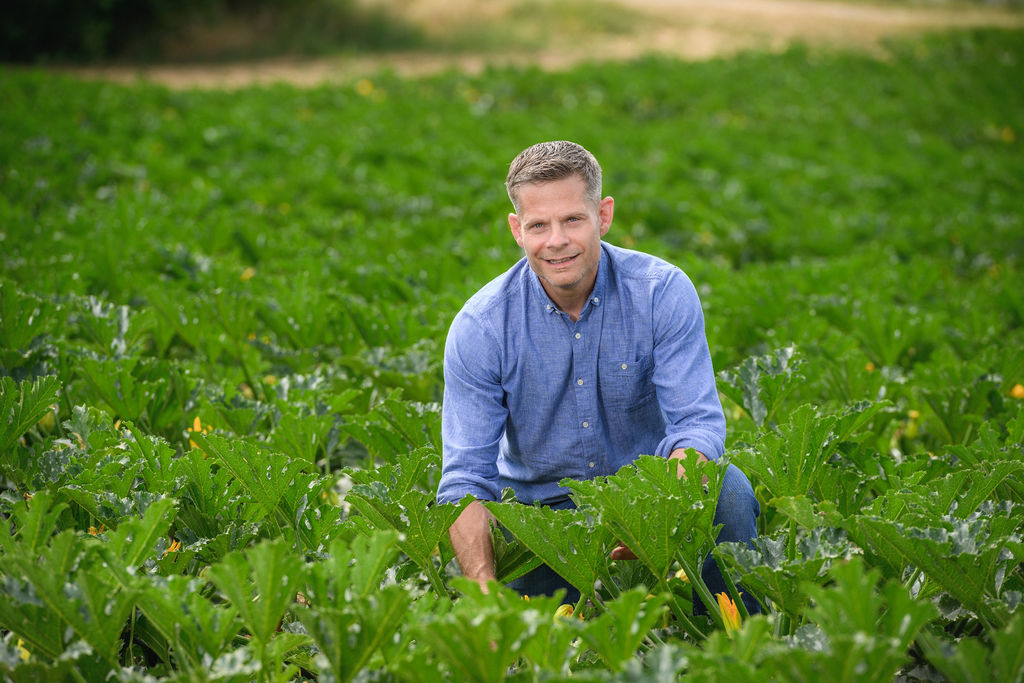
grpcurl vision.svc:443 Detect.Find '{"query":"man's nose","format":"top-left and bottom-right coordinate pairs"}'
top-left (548, 223), bottom-right (570, 248)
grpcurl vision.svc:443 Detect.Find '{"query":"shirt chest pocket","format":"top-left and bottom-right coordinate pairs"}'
top-left (599, 354), bottom-right (656, 411)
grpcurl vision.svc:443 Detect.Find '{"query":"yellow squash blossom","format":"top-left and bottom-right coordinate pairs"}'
top-left (189, 416), bottom-right (211, 450)
top-left (717, 592), bottom-right (742, 633)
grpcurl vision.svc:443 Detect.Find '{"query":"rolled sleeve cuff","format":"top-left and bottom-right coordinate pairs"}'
top-left (655, 429), bottom-right (725, 462)
top-left (436, 472), bottom-right (501, 505)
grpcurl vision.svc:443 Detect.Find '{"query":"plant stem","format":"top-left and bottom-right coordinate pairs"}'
top-left (677, 554), bottom-right (723, 630)
top-left (666, 591), bottom-right (705, 640)
top-left (719, 564), bottom-right (750, 620)
top-left (423, 558), bottom-right (447, 596)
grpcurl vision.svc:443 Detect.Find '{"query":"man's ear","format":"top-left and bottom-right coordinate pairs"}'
top-left (509, 212), bottom-right (524, 247)
top-left (598, 196), bottom-right (614, 237)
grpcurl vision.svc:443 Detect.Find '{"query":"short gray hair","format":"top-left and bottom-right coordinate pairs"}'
top-left (506, 141), bottom-right (602, 212)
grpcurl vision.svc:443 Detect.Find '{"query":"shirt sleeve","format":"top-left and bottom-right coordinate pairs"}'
top-left (436, 309), bottom-right (508, 504)
top-left (650, 268), bottom-right (727, 461)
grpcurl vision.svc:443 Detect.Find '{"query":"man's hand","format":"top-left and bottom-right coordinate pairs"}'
top-left (610, 449), bottom-right (710, 561)
top-left (669, 448), bottom-right (709, 483)
top-left (609, 542), bottom-right (638, 560)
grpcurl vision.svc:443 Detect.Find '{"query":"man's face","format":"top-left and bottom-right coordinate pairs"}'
top-left (508, 174), bottom-right (613, 305)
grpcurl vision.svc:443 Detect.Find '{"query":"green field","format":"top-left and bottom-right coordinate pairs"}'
top-left (2, 28), bottom-right (1024, 681)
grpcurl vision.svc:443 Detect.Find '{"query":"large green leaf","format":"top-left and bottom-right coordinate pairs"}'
top-left (577, 588), bottom-right (668, 672)
top-left (848, 508), bottom-right (1019, 627)
top-left (298, 535), bottom-right (410, 683)
top-left (342, 390), bottom-right (441, 466)
top-left (715, 526), bottom-right (855, 618)
top-left (137, 575), bottom-right (241, 671)
top-left (0, 283), bottom-right (56, 372)
top-left (0, 489), bottom-right (68, 557)
top-left (776, 558), bottom-right (938, 683)
top-left (413, 579), bottom-right (565, 683)
top-left (484, 501), bottom-right (617, 605)
top-left (98, 497), bottom-right (177, 585)
top-left (491, 522), bottom-right (542, 585)
top-left (730, 403), bottom-right (838, 502)
top-left (0, 374), bottom-right (60, 455)
top-left (192, 432), bottom-right (334, 550)
top-left (564, 453), bottom-right (724, 584)
top-left (347, 485), bottom-right (467, 593)
top-left (0, 574), bottom-right (69, 662)
top-left (0, 531), bottom-right (137, 667)
top-left (345, 446), bottom-right (440, 498)
top-left (717, 346), bottom-right (805, 428)
top-left (207, 537), bottom-right (303, 644)
top-left (990, 611), bottom-right (1024, 683)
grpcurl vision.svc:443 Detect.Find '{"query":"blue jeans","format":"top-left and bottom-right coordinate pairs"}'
top-left (507, 464), bottom-right (761, 615)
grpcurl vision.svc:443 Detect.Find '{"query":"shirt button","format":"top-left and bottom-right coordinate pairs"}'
top-left (621, 363), bottom-right (628, 370)
top-left (574, 332), bottom-right (581, 339)
top-left (577, 378), bottom-right (584, 386)
top-left (589, 461), bottom-right (595, 468)
top-left (593, 297), bottom-right (600, 303)
top-left (582, 421), bottom-right (589, 428)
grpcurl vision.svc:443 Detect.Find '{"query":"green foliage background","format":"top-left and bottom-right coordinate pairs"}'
top-left (1, 28), bottom-right (1023, 681)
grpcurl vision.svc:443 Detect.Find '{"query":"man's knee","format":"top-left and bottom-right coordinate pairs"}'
top-left (713, 464), bottom-right (759, 545)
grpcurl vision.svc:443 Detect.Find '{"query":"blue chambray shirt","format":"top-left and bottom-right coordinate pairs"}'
top-left (437, 242), bottom-right (726, 505)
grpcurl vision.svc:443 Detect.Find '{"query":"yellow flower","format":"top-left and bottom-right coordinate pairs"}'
top-left (189, 416), bottom-right (210, 450)
top-left (356, 79), bottom-right (374, 97)
top-left (553, 604), bottom-right (574, 621)
top-left (674, 568), bottom-right (690, 583)
top-left (88, 524), bottom-right (105, 536)
top-left (240, 267), bottom-right (256, 282)
top-left (1011, 384), bottom-right (1024, 400)
top-left (907, 409), bottom-right (920, 420)
top-left (864, 362), bottom-right (876, 373)
top-left (17, 639), bottom-right (29, 662)
top-left (163, 540), bottom-right (182, 557)
top-left (717, 592), bottom-right (742, 633)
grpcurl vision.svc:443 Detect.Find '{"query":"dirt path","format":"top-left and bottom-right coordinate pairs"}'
top-left (63, 0), bottom-right (1023, 89)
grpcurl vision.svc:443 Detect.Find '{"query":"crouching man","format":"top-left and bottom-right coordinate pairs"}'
top-left (437, 140), bottom-right (760, 614)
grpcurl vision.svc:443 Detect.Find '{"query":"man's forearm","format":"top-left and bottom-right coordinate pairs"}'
top-left (449, 500), bottom-right (497, 587)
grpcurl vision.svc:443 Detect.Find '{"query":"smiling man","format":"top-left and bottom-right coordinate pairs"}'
top-left (437, 141), bottom-right (760, 614)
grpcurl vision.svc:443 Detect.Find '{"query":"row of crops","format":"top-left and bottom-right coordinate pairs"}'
top-left (2, 28), bottom-right (1023, 681)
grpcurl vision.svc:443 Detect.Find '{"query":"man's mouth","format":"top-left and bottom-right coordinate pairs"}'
top-left (546, 254), bottom-right (578, 265)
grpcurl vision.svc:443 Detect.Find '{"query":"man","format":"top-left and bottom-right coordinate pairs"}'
top-left (436, 140), bottom-right (760, 614)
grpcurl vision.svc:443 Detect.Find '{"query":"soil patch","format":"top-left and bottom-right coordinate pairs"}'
top-left (58, 0), bottom-right (1024, 88)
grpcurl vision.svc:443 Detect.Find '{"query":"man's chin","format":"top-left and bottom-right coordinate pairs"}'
top-left (542, 274), bottom-right (582, 291)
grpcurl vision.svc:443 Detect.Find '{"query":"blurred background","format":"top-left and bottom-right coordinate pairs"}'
top-left (3, 0), bottom-right (1023, 84)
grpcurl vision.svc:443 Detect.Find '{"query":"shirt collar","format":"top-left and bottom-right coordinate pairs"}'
top-left (530, 242), bottom-right (609, 317)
